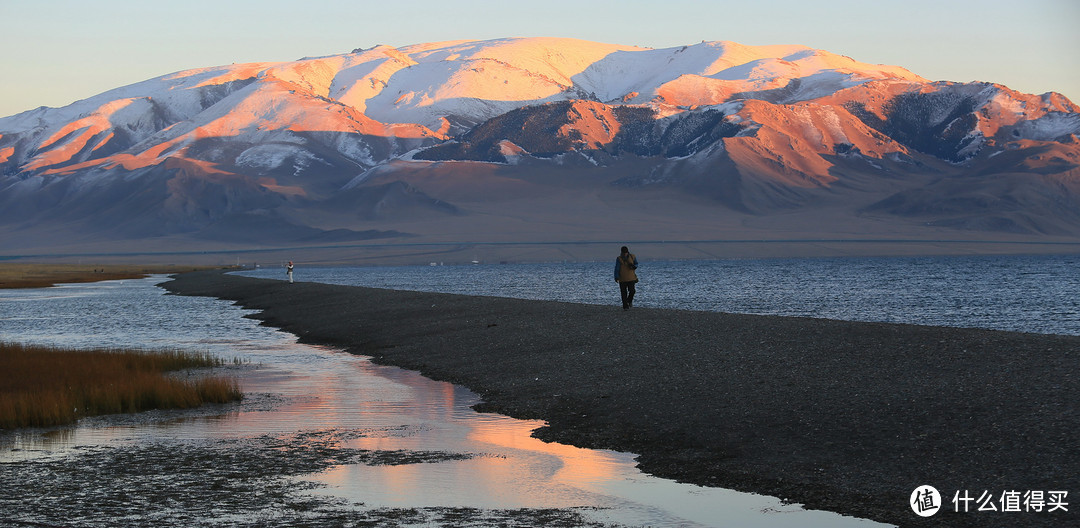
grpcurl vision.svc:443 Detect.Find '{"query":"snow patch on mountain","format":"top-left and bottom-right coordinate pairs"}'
top-left (1012, 113), bottom-right (1080, 141)
top-left (236, 144), bottom-right (311, 171)
top-left (329, 47), bottom-right (417, 113)
top-left (401, 37), bottom-right (640, 87)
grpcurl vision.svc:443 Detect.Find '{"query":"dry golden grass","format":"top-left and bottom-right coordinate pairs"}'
top-left (0, 342), bottom-right (242, 429)
top-left (0, 263), bottom-right (220, 289)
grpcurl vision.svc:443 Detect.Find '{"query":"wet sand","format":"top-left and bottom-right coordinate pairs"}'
top-left (164, 270), bottom-right (1079, 527)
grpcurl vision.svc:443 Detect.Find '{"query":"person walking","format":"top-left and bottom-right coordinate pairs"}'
top-left (614, 246), bottom-right (639, 310)
top-left (286, 261), bottom-right (294, 283)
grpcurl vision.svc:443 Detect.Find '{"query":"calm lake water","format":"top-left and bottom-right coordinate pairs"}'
top-left (0, 275), bottom-right (886, 527)
top-left (240, 254), bottom-right (1080, 336)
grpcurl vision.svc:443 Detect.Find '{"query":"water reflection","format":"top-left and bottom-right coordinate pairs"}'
top-left (0, 277), bottom-right (889, 527)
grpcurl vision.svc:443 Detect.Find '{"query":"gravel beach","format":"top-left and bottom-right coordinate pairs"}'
top-left (164, 270), bottom-right (1079, 527)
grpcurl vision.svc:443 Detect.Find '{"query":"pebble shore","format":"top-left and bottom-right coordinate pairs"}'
top-left (164, 270), bottom-right (1080, 527)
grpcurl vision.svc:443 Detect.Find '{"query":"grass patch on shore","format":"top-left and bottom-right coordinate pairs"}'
top-left (0, 342), bottom-right (242, 429)
top-left (0, 263), bottom-right (220, 289)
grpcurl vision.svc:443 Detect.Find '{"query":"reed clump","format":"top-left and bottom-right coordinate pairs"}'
top-left (0, 342), bottom-right (242, 429)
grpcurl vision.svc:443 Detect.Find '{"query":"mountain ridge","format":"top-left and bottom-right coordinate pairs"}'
top-left (2, 37), bottom-right (1078, 261)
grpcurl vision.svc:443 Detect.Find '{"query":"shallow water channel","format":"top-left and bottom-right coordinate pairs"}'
top-left (0, 277), bottom-right (889, 527)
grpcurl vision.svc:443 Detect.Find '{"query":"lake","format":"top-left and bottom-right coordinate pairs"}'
top-left (239, 254), bottom-right (1080, 336)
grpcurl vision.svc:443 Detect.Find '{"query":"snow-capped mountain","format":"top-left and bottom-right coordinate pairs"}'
top-left (1, 37), bottom-right (1078, 258)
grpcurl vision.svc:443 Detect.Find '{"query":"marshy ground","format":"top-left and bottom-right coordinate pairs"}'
top-left (0, 263), bottom-right (218, 289)
top-left (1, 396), bottom-right (617, 527)
top-left (1, 432), bottom-right (611, 527)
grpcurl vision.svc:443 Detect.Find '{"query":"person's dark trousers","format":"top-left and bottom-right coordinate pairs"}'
top-left (619, 281), bottom-right (636, 309)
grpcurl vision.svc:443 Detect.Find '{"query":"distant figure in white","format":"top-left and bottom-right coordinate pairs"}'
top-left (286, 261), bottom-right (294, 283)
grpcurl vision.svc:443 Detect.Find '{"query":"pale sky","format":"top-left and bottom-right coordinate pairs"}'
top-left (1, 0), bottom-right (1077, 118)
